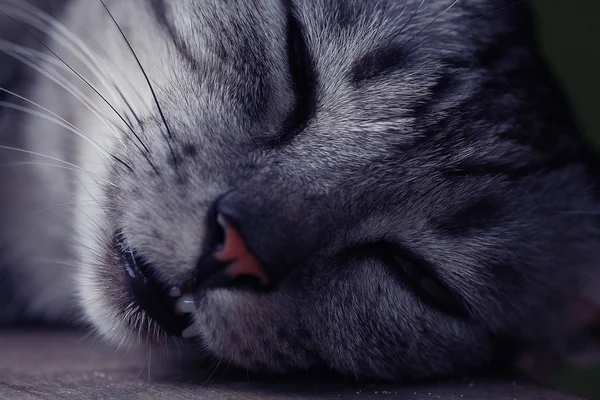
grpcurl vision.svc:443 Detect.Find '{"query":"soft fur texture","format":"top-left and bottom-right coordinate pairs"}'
top-left (0, 0), bottom-right (599, 381)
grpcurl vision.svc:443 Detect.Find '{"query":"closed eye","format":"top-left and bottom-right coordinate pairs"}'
top-left (275, 0), bottom-right (316, 144)
top-left (346, 242), bottom-right (467, 317)
top-left (388, 252), bottom-right (466, 317)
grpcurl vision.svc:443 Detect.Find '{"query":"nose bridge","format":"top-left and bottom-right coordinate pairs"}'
top-left (216, 170), bottom-right (326, 283)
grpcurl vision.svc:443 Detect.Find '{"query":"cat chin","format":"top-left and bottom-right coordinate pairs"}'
top-left (77, 274), bottom-right (131, 347)
top-left (74, 266), bottom-right (271, 371)
top-left (70, 195), bottom-right (138, 348)
top-left (74, 238), bottom-right (133, 347)
top-left (76, 257), bottom-right (179, 351)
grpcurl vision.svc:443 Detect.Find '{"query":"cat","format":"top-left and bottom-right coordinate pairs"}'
top-left (0, 0), bottom-right (599, 381)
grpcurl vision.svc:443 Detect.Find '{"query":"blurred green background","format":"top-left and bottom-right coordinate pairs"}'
top-left (531, 1), bottom-right (600, 399)
top-left (532, 0), bottom-right (600, 147)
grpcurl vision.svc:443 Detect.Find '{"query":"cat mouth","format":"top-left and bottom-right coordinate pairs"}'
top-left (113, 214), bottom-right (271, 338)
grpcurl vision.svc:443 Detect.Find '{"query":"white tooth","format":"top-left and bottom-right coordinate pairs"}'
top-left (168, 286), bottom-right (182, 297)
top-left (181, 325), bottom-right (197, 339)
top-left (175, 294), bottom-right (196, 314)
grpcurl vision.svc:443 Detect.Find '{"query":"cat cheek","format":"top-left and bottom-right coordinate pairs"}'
top-left (190, 291), bottom-right (313, 372)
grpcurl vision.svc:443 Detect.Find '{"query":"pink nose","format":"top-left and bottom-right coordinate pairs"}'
top-left (215, 214), bottom-right (269, 285)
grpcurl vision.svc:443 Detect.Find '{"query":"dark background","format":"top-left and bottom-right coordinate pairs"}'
top-left (532, 1), bottom-right (600, 398)
top-left (533, 1), bottom-right (600, 147)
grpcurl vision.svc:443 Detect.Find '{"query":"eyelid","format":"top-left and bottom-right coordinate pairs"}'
top-left (337, 241), bottom-right (466, 317)
top-left (275, 3), bottom-right (316, 145)
top-left (395, 254), bottom-right (456, 308)
top-left (389, 251), bottom-right (465, 317)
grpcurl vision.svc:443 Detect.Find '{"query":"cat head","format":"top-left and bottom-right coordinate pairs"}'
top-left (64, 0), bottom-right (600, 379)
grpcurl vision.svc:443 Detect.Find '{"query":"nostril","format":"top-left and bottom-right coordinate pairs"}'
top-left (213, 213), bottom-right (226, 251)
top-left (194, 206), bottom-right (271, 291)
top-left (202, 199), bottom-right (228, 253)
top-left (215, 213), bottom-right (269, 286)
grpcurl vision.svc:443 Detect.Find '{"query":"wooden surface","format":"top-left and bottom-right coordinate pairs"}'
top-left (0, 329), bottom-right (583, 400)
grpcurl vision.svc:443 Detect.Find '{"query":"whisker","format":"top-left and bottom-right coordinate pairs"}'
top-left (111, 154), bottom-right (135, 173)
top-left (71, 241), bottom-right (106, 261)
top-left (0, 144), bottom-right (93, 173)
top-left (1, 43), bottom-right (160, 171)
top-left (100, 0), bottom-right (176, 169)
top-left (17, 200), bottom-right (104, 224)
top-left (1, 1), bottom-right (145, 121)
top-left (0, 98), bottom-right (135, 174)
top-left (28, 257), bottom-right (79, 272)
top-left (151, 61), bottom-right (171, 92)
top-left (203, 358), bottom-right (222, 385)
top-left (0, 161), bottom-right (115, 186)
top-left (74, 326), bottom-right (97, 344)
top-left (404, 0), bottom-right (528, 55)
top-left (0, 100), bottom-right (113, 161)
top-left (4, 22), bottom-right (158, 176)
top-left (396, 0), bottom-right (410, 21)
top-left (0, 13), bottom-right (159, 174)
top-left (398, 0), bottom-right (462, 53)
top-left (393, 0), bottom-right (426, 41)
top-left (1, 86), bottom-right (93, 134)
top-left (0, 41), bottom-right (122, 138)
top-left (71, 194), bottom-right (112, 231)
top-left (0, 9), bottom-right (139, 135)
top-left (0, 44), bottom-right (157, 174)
top-left (147, 343), bottom-right (152, 384)
top-left (113, 83), bottom-right (143, 127)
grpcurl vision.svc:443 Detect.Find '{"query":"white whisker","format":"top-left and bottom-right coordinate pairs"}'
top-left (1, 1), bottom-right (144, 118)
top-left (1, 3), bottom-right (162, 170)
top-left (0, 144), bottom-right (89, 172)
top-left (17, 200), bottom-right (100, 224)
top-left (28, 257), bottom-right (79, 272)
top-left (399, 0), bottom-right (462, 52)
top-left (0, 40), bottom-right (122, 139)
top-left (2, 4), bottom-right (160, 173)
top-left (0, 161), bottom-right (112, 184)
top-left (405, 0), bottom-right (528, 55)
top-left (0, 101), bottom-right (113, 160)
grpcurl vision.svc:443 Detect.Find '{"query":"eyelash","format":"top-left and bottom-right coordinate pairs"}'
top-left (388, 253), bottom-right (464, 316)
top-left (365, 242), bottom-right (466, 317)
top-left (277, 2), bottom-right (315, 143)
top-left (339, 241), bottom-right (466, 316)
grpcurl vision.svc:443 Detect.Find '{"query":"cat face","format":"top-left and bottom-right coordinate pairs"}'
top-left (71, 0), bottom-right (600, 379)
